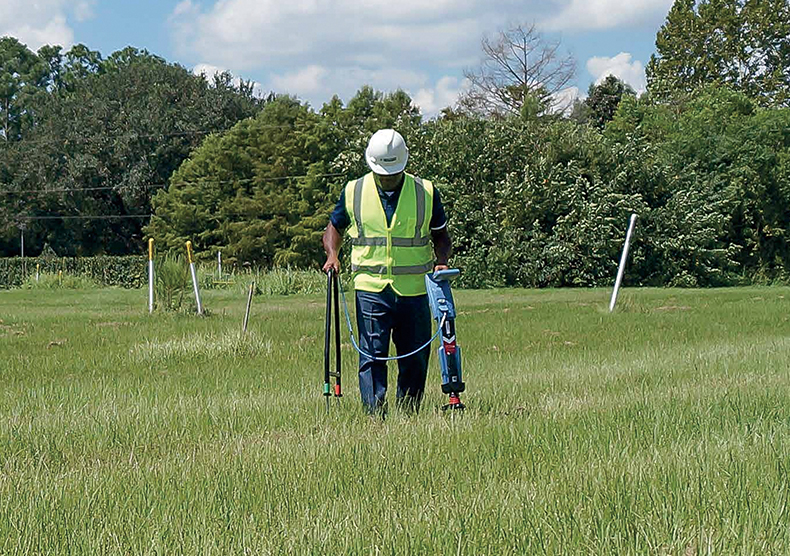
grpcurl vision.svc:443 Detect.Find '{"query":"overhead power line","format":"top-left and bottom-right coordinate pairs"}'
top-left (0, 185), bottom-right (167, 195)
top-left (19, 214), bottom-right (154, 221)
top-left (0, 123), bottom-right (312, 148)
top-left (0, 172), bottom-right (348, 195)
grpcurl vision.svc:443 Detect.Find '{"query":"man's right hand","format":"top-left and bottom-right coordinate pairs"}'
top-left (322, 256), bottom-right (340, 274)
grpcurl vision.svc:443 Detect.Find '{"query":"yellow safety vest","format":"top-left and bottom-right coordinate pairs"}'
top-left (344, 172), bottom-right (435, 296)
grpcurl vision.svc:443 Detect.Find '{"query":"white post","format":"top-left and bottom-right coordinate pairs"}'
top-left (186, 241), bottom-right (203, 315)
top-left (243, 281), bottom-right (254, 333)
top-left (148, 238), bottom-right (155, 314)
top-left (20, 229), bottom-right (25, 278)
top-left (609, 213), bottom-right (638, 313)
top-left (36, 263), bottom-right (40, 282)
top-left (218, 251), bottom-right (222, 279)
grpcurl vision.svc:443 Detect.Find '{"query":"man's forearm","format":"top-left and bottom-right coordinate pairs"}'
top-left (431, 228), bottom-right (452, 265)
top-left (323, 223), bottom-right (342, 258)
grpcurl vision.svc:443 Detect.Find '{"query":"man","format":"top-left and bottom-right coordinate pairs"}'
top-left (322, 129), bottom-right (452, 414)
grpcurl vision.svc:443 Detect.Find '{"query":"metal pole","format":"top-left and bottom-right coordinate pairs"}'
top-left (333, 271), bottom-right (342, 398)
top-left (243, 281), bottom-right (254, 333)
top-left (609, 213), bottom-right (638, 313)
top-left (186, 241), bottom-right (203, 315)
top-left (148, 238), bottom-right (155, 314)
top-left (20, 229), bottom-right (25, 278)
top-left (323, 270), bottom-right (332, 411)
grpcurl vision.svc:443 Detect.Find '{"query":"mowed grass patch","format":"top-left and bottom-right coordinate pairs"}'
top-left (1, 286), bottom-right (789, 554)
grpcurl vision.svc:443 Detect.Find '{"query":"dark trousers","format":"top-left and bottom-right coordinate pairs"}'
top-left (355, 287), bottom-right (432, 413)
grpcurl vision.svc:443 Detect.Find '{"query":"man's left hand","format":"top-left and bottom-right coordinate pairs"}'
top-left (434, 264), bottom-right (449, 272)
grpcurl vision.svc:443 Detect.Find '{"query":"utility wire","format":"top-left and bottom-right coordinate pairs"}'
top-left (0, 172), bottom-right (348, 195)
top-left (0, 124), bottom-right (308, 147)
top-left (18, 214), bottom-right (154, 221)
top-left (20, 215), bottom-right (138, 221)
top-left (0, 185), bottom-right (167, 195)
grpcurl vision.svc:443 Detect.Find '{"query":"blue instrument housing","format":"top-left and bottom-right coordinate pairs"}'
top-left (425, 271), bottom-right (458, 320)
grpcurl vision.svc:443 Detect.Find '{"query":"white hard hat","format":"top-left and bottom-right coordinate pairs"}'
top-left (365, 129), bottom-right (409, 175)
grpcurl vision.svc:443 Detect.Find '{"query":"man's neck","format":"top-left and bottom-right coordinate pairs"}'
top-left (374, 172), bottom-right (405, 192)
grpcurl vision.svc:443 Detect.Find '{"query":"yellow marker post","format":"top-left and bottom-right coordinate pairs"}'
top-left (36, 263), bottom-right (40, 282)
top-left (186, 241), bottom-right (203, 315)
top-left (58, 270), bottom-right (62, 286)
top-left (148, 238), bottom-right (155, 313)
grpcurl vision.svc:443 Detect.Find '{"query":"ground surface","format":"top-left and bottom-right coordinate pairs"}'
top-left (1, 286), bottom-right (789, 554)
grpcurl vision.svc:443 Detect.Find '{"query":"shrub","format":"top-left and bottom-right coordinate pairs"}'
top-left (0, 256), bottom-right (146, 289)
top-left (155, 253), bottom-right (189, 311)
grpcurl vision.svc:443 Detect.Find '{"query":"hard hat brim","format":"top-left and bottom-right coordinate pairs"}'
top-left (366, 152), bottom-right (408, 175)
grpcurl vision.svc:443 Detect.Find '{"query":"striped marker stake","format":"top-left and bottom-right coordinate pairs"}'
top-left (609, 213), bottom-right (638, 313)
top-left (148, 238), bottom-right (155, 313)
top-left (186, 241), bottom-right (203, 315)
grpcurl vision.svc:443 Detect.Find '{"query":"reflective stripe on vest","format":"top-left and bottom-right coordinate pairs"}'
top-left (350, 176), bottom-right (429, 248)
top-left (344, 172), bottom-right (434, 296)
top-left (351, 261), bottom-right (434, 275)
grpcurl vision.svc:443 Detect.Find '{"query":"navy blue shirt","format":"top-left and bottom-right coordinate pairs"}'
top-left (329, 178), bottom-right (447, 232)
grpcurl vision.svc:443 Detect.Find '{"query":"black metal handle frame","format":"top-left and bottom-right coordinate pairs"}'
top-left (323, 269), bottom-right (342, 411)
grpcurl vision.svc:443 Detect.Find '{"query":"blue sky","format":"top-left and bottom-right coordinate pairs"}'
top-left (1, 0), bottom-right (674, 117)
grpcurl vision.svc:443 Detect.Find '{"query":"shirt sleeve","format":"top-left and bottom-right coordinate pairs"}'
top-left (430, 185), bottom-right (448, 230)
top-left (329, 188), bottom-right (350, 231)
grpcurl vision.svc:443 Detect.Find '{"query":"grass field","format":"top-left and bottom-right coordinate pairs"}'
top-left (1, 284), bottom-right (789, 554)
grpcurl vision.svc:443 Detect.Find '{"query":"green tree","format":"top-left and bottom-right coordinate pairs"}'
top-left (0, 37), bottom-right (48, 141)
top-left (582, 75), bottom-right (636, 129)
top-left (0, 45), bottom-right (263, 256)
top-left (647, 0), bottom-right (790, 106)
top-left (147, 88), bottom-right (423, 269)
top-left (146, 96), bottom-right (336, 267)
top-left (606, 85), bottom-right (790, 284)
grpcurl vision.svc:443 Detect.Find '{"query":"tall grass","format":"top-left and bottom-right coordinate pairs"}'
top-left (200, 266), bottom-right (330, 296)
top-left (0, 286), bottom-right (789, 553)
top-left (155, 253), bottom-right (189, 311)
top-left (21, 271), bottom-right (99, 289)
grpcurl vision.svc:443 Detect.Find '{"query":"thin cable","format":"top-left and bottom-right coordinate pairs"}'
top-left (0, 185), bottom-right (166, 195)
top-left (18, 214), bottom-right (154, 221)
top-left (0, 172), bottom-right (347, 195)
top-left (337, 281), bottom-right (444, 361)
top-left (0, 124), bottom-right (307, 147)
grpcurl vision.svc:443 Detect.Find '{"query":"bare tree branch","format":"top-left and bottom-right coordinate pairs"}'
top-left (459, 22), bottom-right (576, 117)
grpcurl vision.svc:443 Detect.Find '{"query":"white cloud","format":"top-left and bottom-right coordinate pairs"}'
top-left (271, 66), bottom-right (328, 96)
top-left (264, 65), bottom-right (429, 111)
top-left (544, 0), bottom-right (672, 30)
top-left (413, 76), bottom-right (469, 118)
top-left (0, 0), bottom-right (95, 50)
top-left (170, 0), bottom-right (495, 71)
top-left (169, 0), bottom-right (539, 115)
top-left (73, 1), bottom-right (95, 23)
top-left (550, 86), bottom-right (582, 114)
top-left (587, 52), bottom-right (646, 93)
top-left (171, 1), bottom-right (658, 115)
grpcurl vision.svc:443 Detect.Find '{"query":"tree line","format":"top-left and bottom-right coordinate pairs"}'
top-left (1, 0), bottom-right (789, 287)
